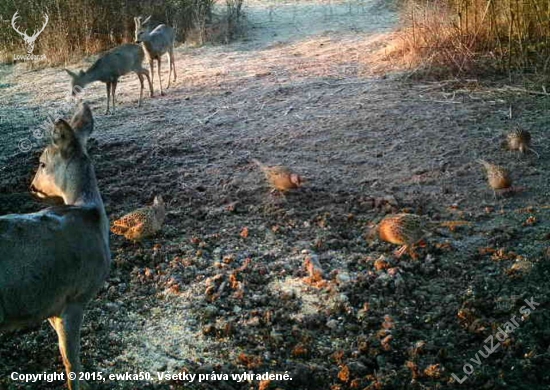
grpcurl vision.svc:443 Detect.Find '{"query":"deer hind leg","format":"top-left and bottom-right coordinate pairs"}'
top-left (142, 69), bottom-right (153, 97)
top-left (137, 72), bottom-right (144, 107)
top-left (105, 83), bottom-right (111, 114)
top-left (49, 304), bottom-right (87, 390)
top-left (171, 49), bottom-right (177, 82)
top-left (149, 59), bottom-right (155, 96)
top-left (111, 80), bottom-right (118, 113)
top-left (157, 58), bottom-right (164, 96)
top-left (166, 53), bottom-right (172, 90)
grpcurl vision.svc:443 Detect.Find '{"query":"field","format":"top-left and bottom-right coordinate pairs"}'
top-left (1, 1), bottom-right (549, 389)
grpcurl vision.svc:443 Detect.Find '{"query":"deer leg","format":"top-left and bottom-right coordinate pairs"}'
top-left (105, 83), bottom-right (111, 114)
top-left (158, 58), bottom-right (164, 96)
top-left (49, 304), bottom-right (87, 390)
top-left (137, 73), bottom-right (144, 107)
top-left (171, 49), bottom-right (177, 82)
top-left (149, 59), bottom-right (155, 96)
top-left (166, 53), bottom-right (172, 90)
top-left (143, 69), bottom-right (153, 97)
top-left (111, 80), bottom-right (117, 113)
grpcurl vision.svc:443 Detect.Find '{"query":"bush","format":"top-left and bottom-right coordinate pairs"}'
top-left (0, 0), bottom-right (240, 65)
top-left (392, 0), bottom-right (550, 78)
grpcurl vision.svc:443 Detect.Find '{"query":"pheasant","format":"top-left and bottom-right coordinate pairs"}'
top-left (111, 195), bottom-right (166, 241)
top-left (374, 213), bottom-right (428, 259)
top-left (478, 160), bottom-right (512, 197)
top-left (507, 128), bottom-right (538, 157)
top-left (252, 159), bottom-right (304, 192)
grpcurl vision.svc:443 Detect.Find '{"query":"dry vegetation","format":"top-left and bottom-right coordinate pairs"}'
top-left (0, 0), bottom-right (244, 65)
top-left (388, 0), bottom-right (550, 78)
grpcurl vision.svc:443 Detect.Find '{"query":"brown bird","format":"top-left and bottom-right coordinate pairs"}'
top-left (478, 159), bottom-right (512, 197)
top-left (111, 195), bottom-right (166, 241)
top-left (507, 128), bottom-right (538, 157)
top-left (252, 159), bottom-right (304, 192)
top-left (373, 213), bottom-right (429, 259)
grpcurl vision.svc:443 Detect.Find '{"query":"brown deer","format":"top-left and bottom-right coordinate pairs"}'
top-left (0, 103), bottom-right (111, 390)
top-left (65, 43), bottom-right (153, 114)
top-left (134, 16), bottom-right (177, 96)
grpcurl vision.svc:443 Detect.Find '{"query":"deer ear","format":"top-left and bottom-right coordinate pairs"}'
top-left (65, 69), bottom-right (77, 79)
top-left (52, 119), bottom-right (77, 152)
top-left (70, 103), bottom-right (94, 146)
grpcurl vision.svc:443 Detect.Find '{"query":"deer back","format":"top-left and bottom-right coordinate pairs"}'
top-left (140, 24), bottom-right (175, 58)
top-left (86, 43), bottom-right (145, 82)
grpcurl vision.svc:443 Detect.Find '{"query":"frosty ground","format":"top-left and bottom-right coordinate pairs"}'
top-left (0, 0), bottom-right (549, 389)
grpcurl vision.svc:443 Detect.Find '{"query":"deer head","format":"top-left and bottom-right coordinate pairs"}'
top-left (134, 15), bottom-right (152, 43)
top-left (12, 11), bottom-right (49, 54)
top-left (30, 104), bottom-right (94, 203)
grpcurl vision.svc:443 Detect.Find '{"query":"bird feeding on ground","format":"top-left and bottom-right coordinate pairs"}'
top-left (507, 128), bottom-right (539, 158)
top-left (252, 159), bottom-right (304, 192)
top-left (372, 213), bottom-right (429, 259)
top-left (478, 159), bottom-right (512, 197)
top-left (111, 195), bottom-right (166, 241)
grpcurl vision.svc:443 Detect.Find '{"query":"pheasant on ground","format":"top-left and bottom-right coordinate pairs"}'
top-left (478, 159), bottom-right (512, 197)
top-left (252, 159), bottom-right (304, 192)
top-left (373, 213), bottom-right (429, 259)
top-left (507, 128), bottom-right (539, 157)
top-left (111, 195), bottom-right (166, 241)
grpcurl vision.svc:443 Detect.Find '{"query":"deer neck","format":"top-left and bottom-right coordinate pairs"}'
top-left (62, 157), bottom-right (109, 241)
top-left (78, 71), bottom-right (96, 88)
top-left (142, 35), bottom-right (155, 52)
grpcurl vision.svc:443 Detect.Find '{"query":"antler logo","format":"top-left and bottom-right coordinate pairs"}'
top-left (11, 11), bottom-right (49, 54)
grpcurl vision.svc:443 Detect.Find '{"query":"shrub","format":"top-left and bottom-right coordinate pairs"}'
top-left (0, 0), bottom-right (242, 65)
top-left (391, 0), bottom-right (550, 78)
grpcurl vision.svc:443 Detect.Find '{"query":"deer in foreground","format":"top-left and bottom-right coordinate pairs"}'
top-left (65, 43), bottom-right (153, 114)
top-left (0, 103), bottom-right (111, 390)
top-left (134, 16), bottom-right (177, 96)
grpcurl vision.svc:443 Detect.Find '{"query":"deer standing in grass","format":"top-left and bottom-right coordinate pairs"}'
top-left (65, 43), bottom-right (153, 114)
top-left (134, 16), bottom-right (177, 96)
top-left (0, 103), bottom-right (110, 390)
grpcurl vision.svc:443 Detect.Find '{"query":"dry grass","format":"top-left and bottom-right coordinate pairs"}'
top-left (386, 0), bottom-right (550, 79)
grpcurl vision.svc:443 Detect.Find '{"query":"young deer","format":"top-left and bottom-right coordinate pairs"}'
top-left (65, 43), bottom-right (153, 114)
top-left (134, 16), bottom-right (177, 96)
top-left (0, 103), bottom-right (111, 390)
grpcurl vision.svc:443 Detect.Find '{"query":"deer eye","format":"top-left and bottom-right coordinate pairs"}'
top-left (39, 162), bottom-right (46, 169)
